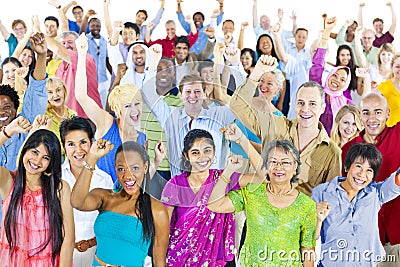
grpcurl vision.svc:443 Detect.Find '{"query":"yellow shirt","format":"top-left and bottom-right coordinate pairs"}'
top-left (230, 79), bottom-right (342, 196)
top-left (46, 58), bottom-right (62, 78)
top-left (378, 79), bottom-right (400, 127)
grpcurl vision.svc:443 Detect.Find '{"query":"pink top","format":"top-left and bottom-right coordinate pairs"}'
top-left (55, 50), bottom-right (102, 118)
top-left (0, 185), bottom-right (58, 267)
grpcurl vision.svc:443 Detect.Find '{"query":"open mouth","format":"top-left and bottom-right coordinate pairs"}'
top-left (124, 180), bottom-right (137, 190)
top-left (299, 114), bottom-right (312, 120)
top-left (74, 154), bottom-right (85, 161)
top-left (0, 116), bottom-right (9, 122)
top-left (28, 161), bottom-right (40, 170)
top-left (196, 160), bottom-right (210, 168)
top-left (130, 113), bottom-right (139, 122)
top-left (353, 177), bottom-right (366, 186)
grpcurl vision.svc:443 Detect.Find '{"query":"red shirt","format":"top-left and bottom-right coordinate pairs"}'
top-left (145, 31), bottom-right (199, 58)
top-left (55, 50), bottom-right (102, 118)
top-left (342, 123), bottom-right (400, 245)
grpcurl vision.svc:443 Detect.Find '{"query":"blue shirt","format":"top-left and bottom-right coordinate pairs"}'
top-left (87, 33), bottom-right (109, 83)
top-left (177, 11), bottom-right (223, 54)
top-left (142, 74), bottom-right (236, 177)
top-left (138, 8), bottom-right (164, 41)
top-left (68, 19), bottom-right (89, 34)
top-left (312, 173), bottom-right (400, 266)
top-left (0, 73), bottom-right (48, 171)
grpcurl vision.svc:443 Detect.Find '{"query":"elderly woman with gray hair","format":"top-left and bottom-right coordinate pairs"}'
top-left (209, 123), bottom-right (316, 267)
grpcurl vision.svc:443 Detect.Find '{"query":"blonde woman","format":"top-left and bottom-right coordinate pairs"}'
top-left (45, 77), bottom-right (76, 143)
top-left (330, 104), bottom-right (362, 148)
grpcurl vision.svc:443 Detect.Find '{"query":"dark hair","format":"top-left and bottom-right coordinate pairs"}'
top-left (223, 19), bottom-right (234, 26)
top-left (44, 16), bottom-right (59, 28)
top-left (241, 48), bottom-right (257, 67)
top-left (295, 27), bottom-right (308, 35)
top-left (72, 5), bottom-right (83, 13)
top-left (88, 17), bottom-right (100, 26)
top-left (174, 35), bottom-right (190, 49)
top-left (335, 45), bottom-right (357, 90)
top-left (373, 18), bottom-right (384, 24)
top-left (262, 139), bottom-right (301, 184)
top-left (256, 34), bottom-right (279, 60)
top-left (178, 73), bottom-right (205, 93)
top-left (136, 9), bottom-right (148, 20)
top-left (2, 56), bottom-right (29, 85)
top-left (193, 12), bottom-right (205, 22)
top-left (198, 59), bottom-right (214, 74)
top-left (297, 81), bottom-right (325, 104)
top-left (0, 84), bottom-right (20, 112)
top-left (122, 22), bottom-right (140, 36)
top-left (115, 141), bottom-right (155, 241)
top-left (181, 129), bottom-right (215, 173)
top-left (60, 116), bottom-right (94, 146)
top-left (344, 143), bottom-right (382, 179)
top-left (21, 46), bottom-right (36, 73)
top-left (5, 129), bottom-right (63, 263)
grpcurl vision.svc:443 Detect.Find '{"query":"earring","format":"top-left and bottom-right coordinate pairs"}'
top-left (184, 160), bottom-right (191, 169)
top-left (43, 172), bottom-right (51, 177)
top-left (344, 168), bottom-right (348, 173)
top-left (112, 180), bottom-right (122, 193)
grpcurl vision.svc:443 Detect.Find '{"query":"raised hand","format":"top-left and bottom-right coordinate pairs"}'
top-left (148, 44), bottom-right (162, 71)
top-left (89, 139), bottom-right (114, 159)
top-left (116, 63), bottom-right (128, 78)
top-left (213, 42), bottom-right (225, 65)
top-left (359, 2), bottom-right (365, 8)
top-left (241, 22), bottom-right (249, 30)
top-left (71, 0), bottom-right (78, 5)
top-left (32, 114), bottom-right (52, 131)
top-left (48, 0), bottom-right (61, 8)
top-left (85, 9), bottom-right (97, 19)
top-left (344, 19), bottom-right (354, 28)
top-left (154, 140), bottom-right (166, 164)
top-left (290, 11), bottom-right (297, 22)
top-left (30, 32), bottom-right (47, 55)
top-left (113, 21), bottom-right (124, 32)
top-left (75, 33), bottom-right (88, 54)
top-left (387, 2), bottom-right (392, 7)
top-left (278, 8), bottom-right (284, 21)
top-left (32, 15), bottom-right (41, 33)
top-left (355, 68), bottom-right (369, 78)
top-left (324, 16), bottom-right (337, 31)
top-left (204, 27), bottom-right (215, 39)
top-left (15, 67), bottom-right (29, 79)
top-left (184, 15), bottom-right (193, 24)
top-left (316, 201), bottom-right (331, 222)
top-left (147, 21), bottom-right (155, 31)
top-left (6, 116), bottom-right (32, 136)
top-left (221, 123), bottom-right (244, 144)
top-left (225, 154), bottom-right (243, 173)
top-left (249, 55), bottom-right (279, 81)
top-left (211, 9), bottom-right (220, 18)
top-left (224, 46), bottom-right (240, 65)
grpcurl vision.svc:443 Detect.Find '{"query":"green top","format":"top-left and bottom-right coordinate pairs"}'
top-left (141, 92), bottom-right (182, 171)
top-left (228, 183), bottom-right (316, 267)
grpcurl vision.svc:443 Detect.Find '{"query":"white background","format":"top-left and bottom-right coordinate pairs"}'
top-left (0, 0), bottom-right (397, 62)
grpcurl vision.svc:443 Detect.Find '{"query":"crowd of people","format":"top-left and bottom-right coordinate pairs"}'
top-left (0, 0), bottom-right (400, 266)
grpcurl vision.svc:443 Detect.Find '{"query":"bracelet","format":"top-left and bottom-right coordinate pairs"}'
top-left (2, 127), bottom-right (11, 139)
top-left (219, 3), bottom-right (223, 7)
top-left (82, 161), bottom-right (95, 173)
top-left (57, 5), bottom-right (61, 9)
top-left (220, 174), bottom-right (231, 183)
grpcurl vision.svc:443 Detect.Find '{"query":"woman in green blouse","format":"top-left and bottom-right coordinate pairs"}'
top-left (209, 123), bottom-right (316, 267)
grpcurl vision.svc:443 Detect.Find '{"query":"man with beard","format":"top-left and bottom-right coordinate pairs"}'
top-left (46, 31), bottom-right (102, 118)
top-left (85, 18), bottom-right (112, 109)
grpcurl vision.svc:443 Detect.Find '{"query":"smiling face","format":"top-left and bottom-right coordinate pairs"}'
top-left (64, 130), bottom-right (91, 170)
top-left (115, 150), bottom-right (148, 195)
top-left (185, 137), bottom-right (215, 173)
top-left (193, 14), bottom-right (204, 28)
top-left (258, 72), bottom-right (280, 101)
top-left (373, 21), bottom-right (383, 35)
top-left (47, 84), bottom-right (66, 109)
top-left (120, 98), bottom-right (142, 128)
top-left (89, 19), bottom-right (101, 39)
top-left (380, 50), bottom-right (394, 65)
top-left (338, 112), bottom-right (358, 143)
top-left (18, 48), bottom-right (34, 67)
top-left (156, 60), bottom-right (175, 91)
top-left (343, 157), bottom-right (374, 191)
top-left (258, 35), bottom-right (273, 55)
top-left (2, 62), bottom-right (18, 87)
top-left (122, 27), bottom-right (138, 46)
top-left (260, 15), bottom-right (270, 30)
top-left (294, 29), bottom-right (308, 49)
top-left (359, 96), bottom-right (389, 139)
top-left (240, 51), bottom-right (254, 71)
top-left (131, 45), bottom-right (146, 67)
top-left (327, 69), bottom-right (348, 91)
top-left (135, 11), bottom-right (147, 27)
top-left (13, 23), bottom-right (26, 39)
top-left (362, 30), bottom-right (375, 51)
top-left (72, 7), bottom-right (84, 23)
top-left (165, 21), bottom-right (176, 39)
top-left (200, 66), bottom-right (214, 84)
top-left (44, 20), bottom-right (58, 38)
top-left (23, 143), bottom-right (51, 178)
top-left (180, 82), bottom-right (204, 114)
top-left (222, 21), bottom-right (234, 35)
top-left (337, 48), bottom-right (351, 66)
top-left (174, 42), bottom-right (189, 63)
top-left (391, 56), bottom-right (400, 79)
top-left (61, 34), bottom-right (77, 51)
top-left (0, 95), bottom-right (17, 128)
top-left (266, 147), bottom-right (297, 185)
top-left (295, 86), bottom-right (325, 129)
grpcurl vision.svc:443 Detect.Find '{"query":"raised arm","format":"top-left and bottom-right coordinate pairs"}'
top-left (176, 0), bottom-right (190, 34)
top-left (48, 0), bottom-right (70, 32)
top-left (61, 0), bottom-right (77, 14)
top-left (358, 3), bottom-right (365, 30)
top-left (58, 181), bottom-right (75, 267)
top-left (148, 0), bottom-right (165, 34)
top-left (31, 33), bottom-right (47, 80)
top-left (74, 33), bottom-right (113, 137)
top-left (356, 67), bottom-right (372, 97)
top-left (238, 22), bottom-right (248, 50)
top-left (387, 2), bottom-right (397, 36)
top-left (109, 21), bottom-right (123, 46)
top-left (271, 23), bottom-right (288, 63)
top-left (198, 27), bottom-right (216, 60)
top-left (290, 11), bottom-right (298, 36)
top-left (11, 19), bottom-right (32, 59)
top-left (354, 26), bottom-right (368, 68)
top-left (213, 43), bottom-right (231, 105)
top-left (79, 9), bottom-right (96, 35)
top-left (0, 19), bottom-right (11, 41)
top-left (252, 0), bottom-right (258, 28)
top-left (70, 139), bottom-right (114, 211)
top-left (103, 0), bottom-right (113, 38)
top-left (315, 201), bottom-right (330, 239)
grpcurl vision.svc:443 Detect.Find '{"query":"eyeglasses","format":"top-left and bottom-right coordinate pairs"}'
top-left (267, 160), bottom-right (295, 168)
top-left (122, 32), bottom-right (136, 37)
top-left (14, 27), bottom-right (25, 31)
top-left (73, 11), bottom-right (83, 15)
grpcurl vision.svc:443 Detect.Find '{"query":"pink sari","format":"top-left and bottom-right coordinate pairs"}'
top-left (162, 170), bottom-right (237, 267)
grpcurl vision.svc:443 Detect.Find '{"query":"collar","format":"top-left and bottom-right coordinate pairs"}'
top-left (178, 108), bottom-right (209, 120)
top-left (325, 176), bottom-right (374, 194)
top-left (292, 120), bottom-right (331, 146)
top-left (358, 125), bottom-right (390, 145)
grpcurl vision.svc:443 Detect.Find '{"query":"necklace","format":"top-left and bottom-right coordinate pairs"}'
top-left (51, 106), bottom-right (68, 119)
top-left (267, 182), bottom-right (294, 197)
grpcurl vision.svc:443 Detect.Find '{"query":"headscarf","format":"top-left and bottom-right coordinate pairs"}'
top-left (120, 41), bottom-right (150, 86)
top-left (324, 66), bottom-right (352, 117)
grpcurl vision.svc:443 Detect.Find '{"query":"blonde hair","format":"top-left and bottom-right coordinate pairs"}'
top-left (108, 83), bottom-right (142, 118)
top-left (378, 43), bottom-right (396, 67)
top-left (46, 77), bottom-right (68, 108)
top-left (390, 52), bottom-right (400, 79)
top-left (331, 104), bottom-right (363, 147)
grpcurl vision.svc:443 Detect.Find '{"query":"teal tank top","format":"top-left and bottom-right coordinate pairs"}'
top-left (93, 210), bottom-right (151, 266)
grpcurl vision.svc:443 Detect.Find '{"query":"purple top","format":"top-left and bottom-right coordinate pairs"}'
top-left (373, 31), bottom-right (394, 48)
top-left (161, 169), bottom-right (240, 228)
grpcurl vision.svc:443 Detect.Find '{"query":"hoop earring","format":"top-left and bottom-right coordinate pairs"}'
top-left (184, 160), bottom-right (191, 169)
